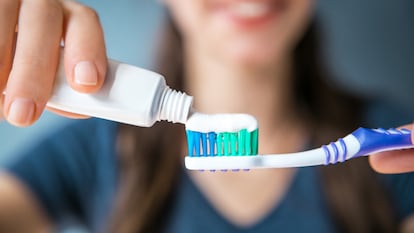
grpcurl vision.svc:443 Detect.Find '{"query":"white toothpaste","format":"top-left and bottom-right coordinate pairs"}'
top-left (185, 111), bottom-right (258, 133)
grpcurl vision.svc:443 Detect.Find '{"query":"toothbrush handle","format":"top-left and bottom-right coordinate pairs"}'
top-left (322, 128), bottom-right (413, 165)
top-left (351, 127), bottom-right (413, 157)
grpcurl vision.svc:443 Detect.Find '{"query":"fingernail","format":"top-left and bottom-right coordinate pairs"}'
top-left (74, 61), bottom-right (98, 86)
top-left (7, 98), bottom-right (35, 126)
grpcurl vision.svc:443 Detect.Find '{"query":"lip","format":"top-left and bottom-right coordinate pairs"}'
top-left (210, 0), bottom-right (286, 28)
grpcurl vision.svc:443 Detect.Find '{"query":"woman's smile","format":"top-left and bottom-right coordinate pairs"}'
top-left (210, 0), bottom-right (287, 29)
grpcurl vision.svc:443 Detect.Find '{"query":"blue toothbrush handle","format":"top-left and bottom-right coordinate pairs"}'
top-left (322, 127), bottom-right (413, 165)
top-left (351, 127), bottom-right (413, 157)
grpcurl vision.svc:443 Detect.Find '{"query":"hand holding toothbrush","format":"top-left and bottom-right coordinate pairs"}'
top-left (370, 123), bottom-right (414, 173)
top-left (0, 0), bottom-right (107, 127)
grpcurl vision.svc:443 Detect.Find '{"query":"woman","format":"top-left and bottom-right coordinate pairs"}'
top-left (0, 0), bottom-right (413, 232)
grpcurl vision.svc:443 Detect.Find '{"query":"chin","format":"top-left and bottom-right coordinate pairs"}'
top-left (232, 54), bottom-right (277, 68)
top-left (225, 44), bottom-right (285, 68)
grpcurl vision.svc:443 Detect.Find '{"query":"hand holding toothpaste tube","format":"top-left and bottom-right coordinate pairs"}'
top-left (0, 0), bottom-right (107, 127)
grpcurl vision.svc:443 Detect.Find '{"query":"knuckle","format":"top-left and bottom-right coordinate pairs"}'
top-left (39, 0), bottom-right (63, 21)
top-left (14, 52), bottom-right (38, 66)
top-left (13, 54), bottom-right (50, 71)
top-left (22, 0), bottom-right (63, 21)
top-left (73, 4), bottom-right (99, 20)
top-left (48, 3), bottom-right (64, 21)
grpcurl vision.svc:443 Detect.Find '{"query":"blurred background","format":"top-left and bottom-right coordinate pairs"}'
top-left (0, 0), bottom-right (413, 232)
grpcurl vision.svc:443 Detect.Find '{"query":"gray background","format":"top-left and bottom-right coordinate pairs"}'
top-left (0, 0), bottom-right (413, 232)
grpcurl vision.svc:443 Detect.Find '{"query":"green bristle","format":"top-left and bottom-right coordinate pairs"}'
top-left (223, 133), bottom-right (230, 155)
top-left (246, 130), bottom-right (252, 155)
top-left (230, 132), bottom-right (238, 155)
top-left (216, 133), bottom-right (223, 156)
top-left (216, 129), bottom-right (258, 156)
top-left (238, 129), bottom-right (246, 155)
top-left (251, 129), bottom-right (258, 155)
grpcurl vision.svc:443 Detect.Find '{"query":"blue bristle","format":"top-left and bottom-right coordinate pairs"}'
top-left (186, 130), bottom-right (194, 156)
top-left (208, 132), bottom-right (216, 156)
top-left (194, 131), bottom-right (201, 156)
top-left (201, 133), bottom-right (207, 155)
top-left (186, 130), bottom-right (202, 156)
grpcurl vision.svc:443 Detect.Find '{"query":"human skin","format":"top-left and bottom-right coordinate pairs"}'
top-left (370, 123), bottom-right (414, 174)
top-left (0, 0), bottom-right (107, 127)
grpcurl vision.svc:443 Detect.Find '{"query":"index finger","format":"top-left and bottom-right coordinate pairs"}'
top-left (369, 149), bottom-right (414, 174)
top-left (3, 0), bottom-right (64, 127)
top-left (61, 1), bottom-right (107, 93)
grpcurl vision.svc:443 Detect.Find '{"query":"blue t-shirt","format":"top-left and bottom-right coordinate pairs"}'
top-left (3, 119), bottom-right (119, 232)
top-left (3, 119), bottom-right (414, 232)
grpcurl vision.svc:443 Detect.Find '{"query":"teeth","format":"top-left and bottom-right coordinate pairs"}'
top-left (228, 2), bottom-right (270, 18)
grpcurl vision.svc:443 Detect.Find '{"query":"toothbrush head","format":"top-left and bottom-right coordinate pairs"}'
top-left (185, 112), bottom-right (259, 171)
top-left (186, 128), bottom-right (259, 156)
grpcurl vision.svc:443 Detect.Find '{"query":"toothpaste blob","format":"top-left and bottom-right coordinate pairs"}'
top-left (185, 112), bottom-right (259, 156)
top-left (185, 112), bottom-right (258, 133)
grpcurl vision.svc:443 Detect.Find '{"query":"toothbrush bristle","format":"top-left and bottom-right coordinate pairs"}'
top-left (186, 128), bottom-right (258, 157)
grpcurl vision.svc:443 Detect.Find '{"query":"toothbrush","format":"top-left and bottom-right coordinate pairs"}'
top-left (39, 53), bottom-right (414, 172)
top-left (184, 127), bottom-right (414, 170)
